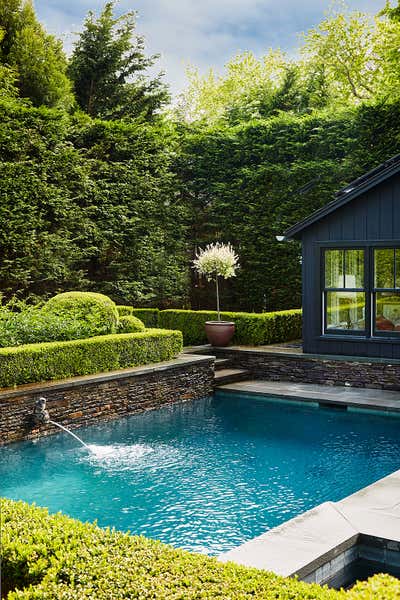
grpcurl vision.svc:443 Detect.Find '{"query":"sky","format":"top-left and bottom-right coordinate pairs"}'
top-left (35, 0), bottom-right (387, 97)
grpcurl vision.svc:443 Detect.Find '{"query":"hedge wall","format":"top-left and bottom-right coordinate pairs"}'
top-left (0, 329), bottom-right (182, 388)
top-left (158, 309), bottom-right (302, 346)
top-left (3, 499), bottom-right (398, 599)
top-left (131, 308), bottom-right (160, 327)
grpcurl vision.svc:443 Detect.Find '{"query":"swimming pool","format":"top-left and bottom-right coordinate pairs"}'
top-left (1, 392), bottom-right (400, 555)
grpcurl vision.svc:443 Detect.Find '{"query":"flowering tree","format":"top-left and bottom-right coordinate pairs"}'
top-left (193, 242), bottom-right (239, 320)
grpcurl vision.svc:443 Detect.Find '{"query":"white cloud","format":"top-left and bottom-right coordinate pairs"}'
top-left (35, 0), bottom-right (387, 96)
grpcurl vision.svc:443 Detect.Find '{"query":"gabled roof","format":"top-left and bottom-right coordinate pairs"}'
top-left (283, 153), bottom-right (400, 240)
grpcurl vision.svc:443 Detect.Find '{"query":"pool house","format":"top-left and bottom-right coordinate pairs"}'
top-left (283, 154), bottom-right (400, 359)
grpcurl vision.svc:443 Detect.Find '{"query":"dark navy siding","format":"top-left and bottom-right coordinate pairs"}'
top-left (301, 172), bottom-right (400, 358)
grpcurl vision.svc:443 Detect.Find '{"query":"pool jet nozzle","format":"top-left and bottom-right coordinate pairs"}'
top-left (32, 397), bottom-right (50, 426)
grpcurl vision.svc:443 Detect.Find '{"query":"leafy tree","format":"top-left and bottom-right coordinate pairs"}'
top-left (176, 50), bottom-right (334, 125)
top-left (302, 6), bottom-right (381, 104)
top-left (69, 2), bottom-right (169, 120)
top-left (0, 0), bottom-right (73, 108)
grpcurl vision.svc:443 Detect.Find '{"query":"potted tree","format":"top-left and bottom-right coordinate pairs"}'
top-left (193, 242), bottom-right (239, 346)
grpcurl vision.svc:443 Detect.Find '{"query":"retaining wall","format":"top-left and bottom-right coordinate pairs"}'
top-left (0, 355), bottom-right (214, 445)
top-left (214, 348), bottom-right (400, 391)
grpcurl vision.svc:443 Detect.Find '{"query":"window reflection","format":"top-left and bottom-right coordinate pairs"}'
top-left (325, 250), bottom-right (344, 288)
top-left (326, 291), bottom-right (365, 331)
top-left (345, 249), bottom-right (364, 288)
top-left (375, 292), bottom-right (400, 332)
top-left (374, 249), bottom-right (395, 289)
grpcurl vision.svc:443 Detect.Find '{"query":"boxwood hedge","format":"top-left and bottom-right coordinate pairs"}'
top-left (116, 305), bottom-right (134, 316)
top-left (0, 329), bottom-right (182, 388)
top-left (131, 308), bottom-right (160, 328)
top-left (158, 309), bottom-right (302, 346)
top-left (117, 306), bottom-right (160, 327)
top-left (1, 499), bottom-right (398, 599)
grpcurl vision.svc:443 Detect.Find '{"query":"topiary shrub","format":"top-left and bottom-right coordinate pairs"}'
top-left (44, 292), bottom-right (119, 337)
top-left (117, 315), bottom-right (145, 333)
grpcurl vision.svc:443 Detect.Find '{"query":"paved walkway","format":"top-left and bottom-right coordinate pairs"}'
top-left (218, 380), bottom-right (400, 413)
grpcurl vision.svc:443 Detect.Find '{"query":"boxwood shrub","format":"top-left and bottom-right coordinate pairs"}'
top-left (44, 292), bottom-right (119, 337)
top-left (0, 329), bottom-right (182, 388)
top-left (117, 315), bottom-right (145, 333)
top-left (158, 309), bottom-right (302, 346)
top-left (1, 499), bottom-right (398, 599)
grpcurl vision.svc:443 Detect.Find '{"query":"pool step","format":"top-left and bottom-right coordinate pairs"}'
top-left (214, 358), bottom-right (232, 369)
top-left (214, 368), bottom-right (250, 386)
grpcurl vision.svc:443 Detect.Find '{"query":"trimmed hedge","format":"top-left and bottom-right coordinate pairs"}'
top-left (131, 308), bottom-right (160, 328)
top-left (116, 305), bottom-right (134, 316)
top-left (0, 329), bottom-right (182, 388)
top-left (2, 499), bottom-right (399, 599)
top-left (158, 309), bottom-right (302, 346)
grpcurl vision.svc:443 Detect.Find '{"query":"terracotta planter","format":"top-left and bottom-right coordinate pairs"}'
top-left (205, 321), bottom-right (235, 347)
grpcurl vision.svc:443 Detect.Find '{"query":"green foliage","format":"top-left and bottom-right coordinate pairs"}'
top-left (178, 5), bottom-right (400, 124)
top-left (177, 100), bottom-right (400, 311)
top-left (0, 0), bottom-right (73, 108)
top-left (117, 315), bottom-right (145, 333)
top-left (44, 292), bottom-right (119, 337)
top-left (131, 308), bottom-right (160, 327)
top-left (68, 1), bottom-right (169, 120)
top-left (0, 329), bottom-right (182, 388)
top-left (159, 309), bottom-right (302, 346)
top-left (0, 100), bottom-right (189, 306)
top-left (116, 305), bottom-right (134, 316)
top-left (0, 306), bottom-right (89, 347)
top-left (2, 498), bottom-right (397, 599)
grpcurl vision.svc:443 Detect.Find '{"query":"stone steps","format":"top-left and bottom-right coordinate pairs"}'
top-left (214, 368), bottom-right (251, 386)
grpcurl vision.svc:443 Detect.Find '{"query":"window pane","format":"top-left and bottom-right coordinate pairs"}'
top-left (374, 249), bottom-right (394, 288)
top-left (375, 292), bottom-right (400, 333)
top-left (345, 249), bottom-right (364, 288)
top-left (326, 291), bottom-right (365, 331)
top-left (396, 249), bottom-right (400, 288)
top-left (325, 250), bottom-right (344, 288)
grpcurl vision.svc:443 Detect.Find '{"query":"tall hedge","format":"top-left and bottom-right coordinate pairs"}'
top-left (0, 99), bottom-right (188, 306)
top-left (3, 499), bottom-right (399, 599)
top-left (177, 103), bottom-right (400, 312)
top-left (0, 329), bottom-right (182, 388)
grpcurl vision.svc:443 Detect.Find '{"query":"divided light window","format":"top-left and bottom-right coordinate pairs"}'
top-left (324, 249), bottom-right (365, 333)
top-left (374, 248), bottom-right (400, 334)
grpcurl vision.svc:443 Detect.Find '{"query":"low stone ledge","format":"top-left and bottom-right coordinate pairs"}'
top-left (212, 347), bottom-right (400, 391)
top-left (0, 354), bottom-right (215, 446)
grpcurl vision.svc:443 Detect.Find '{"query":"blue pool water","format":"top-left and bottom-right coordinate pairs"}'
top-left (1, 392), bottom-right (400, 555)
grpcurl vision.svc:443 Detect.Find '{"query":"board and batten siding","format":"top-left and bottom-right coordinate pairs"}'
top-left (302, 172), bottom-right (400, 358)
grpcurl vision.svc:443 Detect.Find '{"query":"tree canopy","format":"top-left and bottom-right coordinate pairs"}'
top-left (68, 2), bottom-right (169, 120)
top-left (1, 1), bottom-right (400, 311)
top-left (0, 0), bottom-right (73, 108)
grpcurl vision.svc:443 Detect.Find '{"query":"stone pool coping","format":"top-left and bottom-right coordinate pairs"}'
top-left (220, 468), bottom-right (400, 581)
top-left (218, 380), bottom-right (400, 414)
top-left (219, 381), bottom-right (400, 581)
